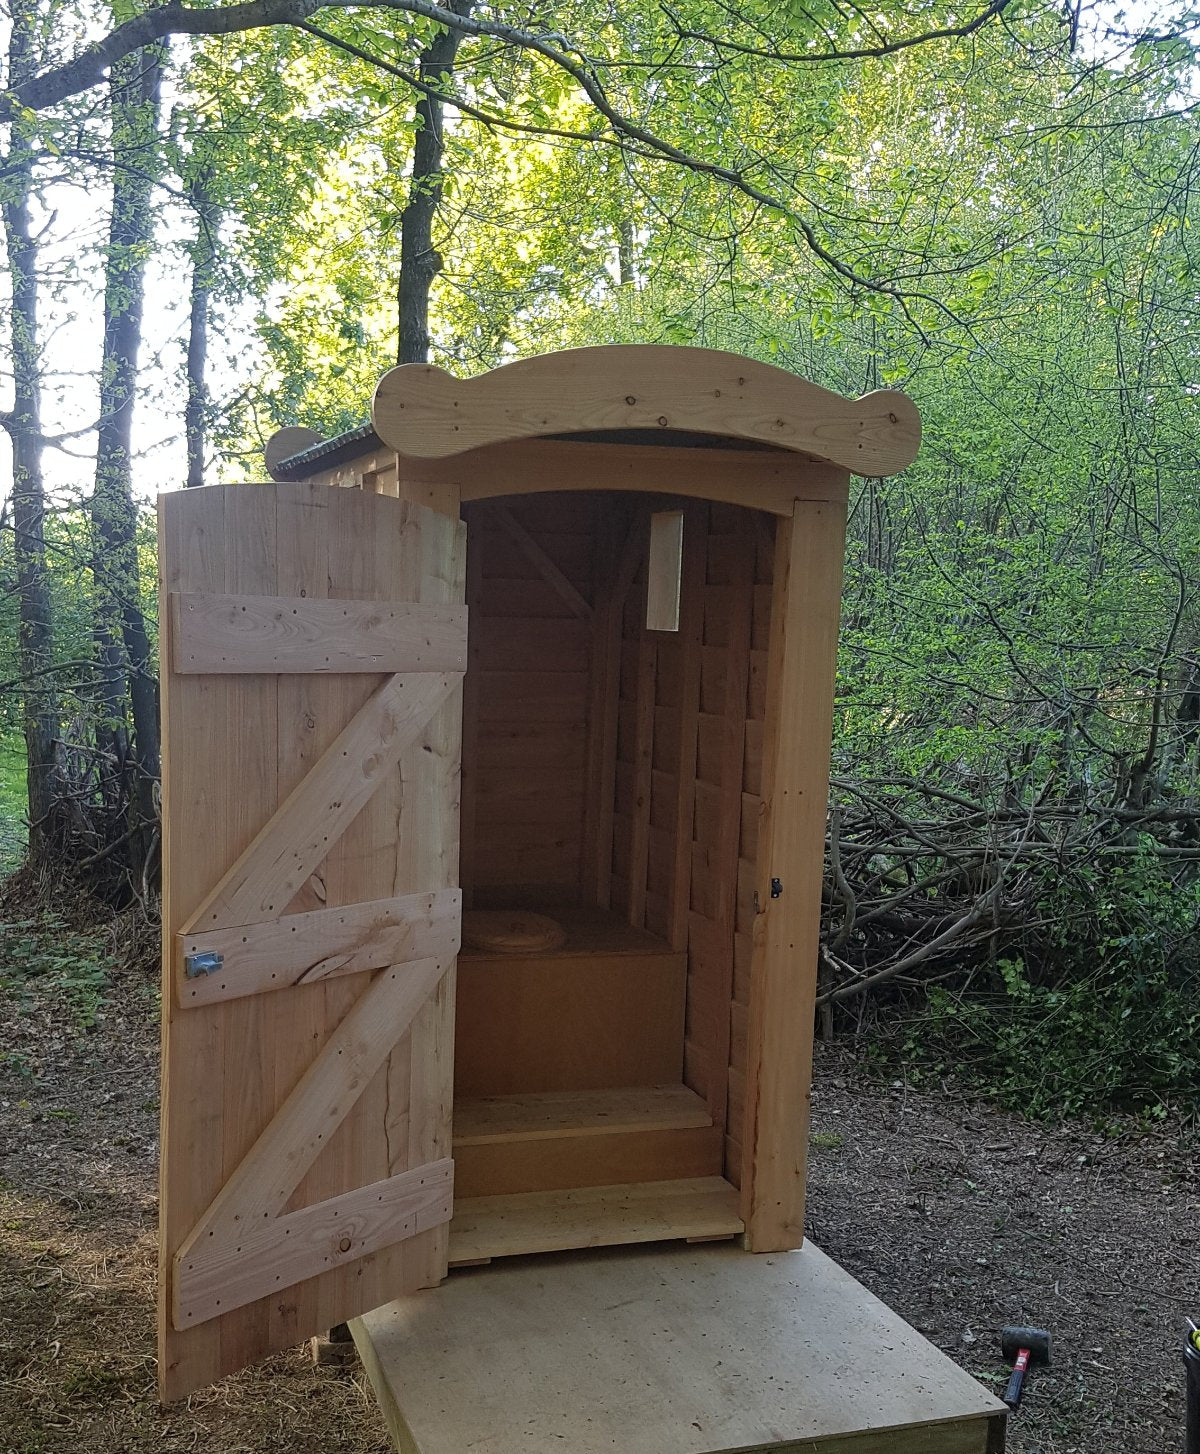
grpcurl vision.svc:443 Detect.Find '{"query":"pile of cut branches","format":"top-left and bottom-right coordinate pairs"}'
top-left (817, 769), bottom-right (1200, 1018)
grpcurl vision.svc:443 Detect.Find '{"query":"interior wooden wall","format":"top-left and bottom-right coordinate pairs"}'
top-left (726, 519), bottom-right (776, 1185)
top-left (606, 503), bottom-right (774, 1186)
top-left (461, 496), bottom-right (600, 908)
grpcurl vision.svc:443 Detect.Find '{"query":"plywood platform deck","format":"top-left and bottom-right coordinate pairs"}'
top-left (351, 1241), bottom-right (1007, 1454)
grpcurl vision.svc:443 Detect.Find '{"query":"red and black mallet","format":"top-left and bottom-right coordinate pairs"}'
top-left (1000, 1325), bottom-right (1051, 1410)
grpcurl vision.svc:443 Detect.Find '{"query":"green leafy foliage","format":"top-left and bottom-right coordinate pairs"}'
top-left (0, 916), bottom-right (110, 1031)
top-left (901, 848), bottom-right (1200, 1117)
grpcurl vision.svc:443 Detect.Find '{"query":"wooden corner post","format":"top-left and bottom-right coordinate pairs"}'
top-left (741, 491), bottom-right (848, 1251)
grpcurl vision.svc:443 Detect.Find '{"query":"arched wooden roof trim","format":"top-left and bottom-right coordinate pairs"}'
top-left (371, 345), bottom-right (920, 478)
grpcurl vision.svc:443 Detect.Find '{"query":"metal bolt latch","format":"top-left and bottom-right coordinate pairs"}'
top-left (770, 877), bottom-right (783, 899)
top-left (184, 951), bottom-right (224, 978)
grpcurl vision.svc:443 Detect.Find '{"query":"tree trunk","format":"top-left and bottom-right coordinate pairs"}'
top-left (1, 0), bottom-right (59, 861)
top-left (185, 176), bottom-right (217, 488)
top-left (91, 43), bottom-right (164, 876)
top-left (396, 0), bottom-right (475, 365)
top-left (617, 218), bottom-right (635, 286)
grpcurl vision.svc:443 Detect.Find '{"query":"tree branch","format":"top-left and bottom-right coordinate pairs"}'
top-left (0, 0), bottom-right (1012, 312)
top-left (664, 0), bottom-right (1014, 65)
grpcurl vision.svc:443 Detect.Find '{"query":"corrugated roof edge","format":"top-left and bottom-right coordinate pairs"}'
top-left (272, 421), bottom-right (380, 480)
top-left (273, 423), bottom-right (783, 481)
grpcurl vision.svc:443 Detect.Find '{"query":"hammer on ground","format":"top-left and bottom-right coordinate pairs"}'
top-left (1000, 1325), bottom-right (1051, 1409)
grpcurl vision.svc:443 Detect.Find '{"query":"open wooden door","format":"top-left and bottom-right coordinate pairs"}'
top-left (157, 482), bottom-right (465, 1401)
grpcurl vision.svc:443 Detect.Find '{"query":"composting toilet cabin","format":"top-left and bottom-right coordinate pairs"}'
top-left (259, 345), bottom-right (918, 1248)
top-left (156, 348), bottom-right (1001, 1449)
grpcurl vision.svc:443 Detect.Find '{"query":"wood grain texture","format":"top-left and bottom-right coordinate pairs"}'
top-left (447, 1176), bottom-right (743, 1263)
top-left (184, 671), bottom-right (458, 934)
top-left (158, 484), bottom-right (228, 1395)
top-left (452, 1083), bottom-right (722, 1197)
top-left (459, 509), bottom-right (485, 908)
top-left (354, 1240), bottom-right (1004, 1454)
top-left (453, 1084), bottom-right (712, 1144)
top-left (264, 426), bottom-right (324, 480)
top-left (454, 946), bottom-right (686, 1097)
top-left (394, 437), bottom-right (847, 517)
top-left (707, 517), bottom-right (758, 1154)
top-left (177, 889), bottom-right (462, 1007)
top-left (454, 1124), bottom-right (722, 1198)
top-left (175, 1159), bottom-right (453, 1327)
top-left (492, 505), bottom-right (592, 618)
top-left (266, 480), bottom-right (335, 1359)
top-left (169, 592), bottom-right (466, 674)
top-left (175, 956), bottom-right (448, 1274)
top-left (463, 497), bottom-right (597, 905)
top-left (582, 507), bottom-right (646, 904)
top-left (372, 346), bottom-right (919, 476)
top-left (627, 627), bottom-right (657, 928)
top-left (383, 495), bottom-right (465, 1298)
top-left (158, 483), bottom-right (464, 1401)
top-left (668, 507), bottom-right (705, 952)
top-left (741, 501), bottom-right (847, 1250)
top-left (645, 510), bottom-right (684, 632)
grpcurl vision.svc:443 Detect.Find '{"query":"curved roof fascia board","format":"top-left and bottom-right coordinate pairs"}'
top-left (371, 345), bottom-right (920, 478)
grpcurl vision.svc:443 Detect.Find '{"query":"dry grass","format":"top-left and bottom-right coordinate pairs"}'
top-left (0, 1188), bottom-right (391, 1454)
top-left (0, 881), bottom-right (390, 1454)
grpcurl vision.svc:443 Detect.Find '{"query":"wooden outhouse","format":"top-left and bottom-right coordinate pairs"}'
top-left (158, 346), bottom-right (1006, 1451)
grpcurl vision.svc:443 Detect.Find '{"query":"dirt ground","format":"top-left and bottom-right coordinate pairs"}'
top-left (807, 1049), bottom-right (1198, 1452)
top-left (1, 910), bottom-right (1196, 1453)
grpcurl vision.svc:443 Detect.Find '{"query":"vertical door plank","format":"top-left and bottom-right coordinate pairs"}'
top-left (158, 486), bottom-right (228, 1396)
top-left (309, 485), bottom-right (401, 1333)
top-left (389, 501), bottom-right (466, 1289)
top-left (217, 484), bottom-right (279, 1377)
top-left (270, 480), bottom-right (333, 1353)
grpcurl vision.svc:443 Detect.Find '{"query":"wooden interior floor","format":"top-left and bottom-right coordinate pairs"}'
top-left (351, 1240), bottom-right (1007, 1454)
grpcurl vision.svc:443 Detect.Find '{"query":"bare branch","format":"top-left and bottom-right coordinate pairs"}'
top-left (664, 0), bottom-right (1015, 65)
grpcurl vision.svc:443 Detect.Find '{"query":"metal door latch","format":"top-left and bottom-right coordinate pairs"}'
top-left (770, 877), bottom-right (783, 899)
top-left (184, 951), bottom-right (224, 978)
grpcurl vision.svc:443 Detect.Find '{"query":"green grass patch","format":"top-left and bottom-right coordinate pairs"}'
top-left (0, 732), bottom-right (27, 871)
top-left (809, 1130), bottom-right (844, 1151)
top-left (0, 916), bottom-right (110, 1030)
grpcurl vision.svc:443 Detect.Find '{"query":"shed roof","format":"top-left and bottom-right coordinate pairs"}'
top-left (270, 346), bottom-right (921, 482)
top-left (372, 346), bottom-right (919, 476)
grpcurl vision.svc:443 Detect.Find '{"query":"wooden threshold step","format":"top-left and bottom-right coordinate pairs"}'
top-left (448, 1176), bottom-right (743, 1266)
top-left (452, 1085), bottom-right (723, 1197)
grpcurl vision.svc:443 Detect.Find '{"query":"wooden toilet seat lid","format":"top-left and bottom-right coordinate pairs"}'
top-left (461, 909), bottom-right (568, 954)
